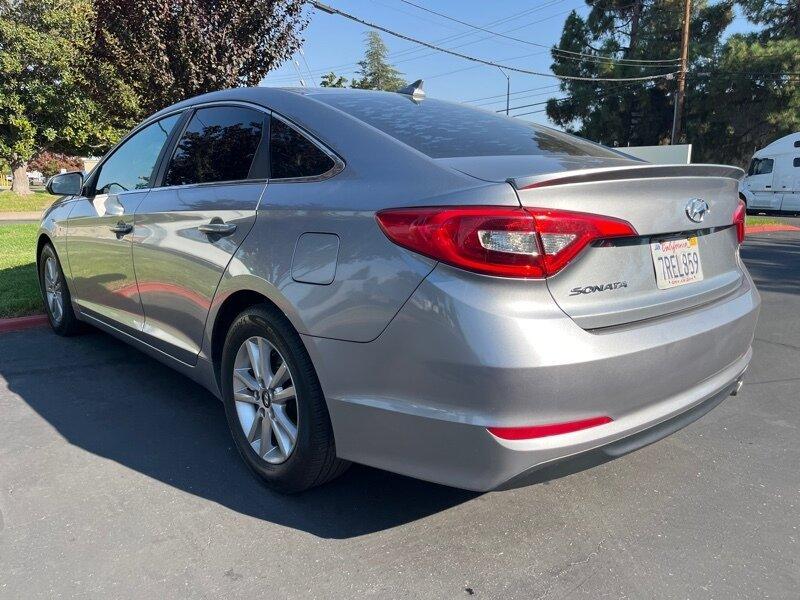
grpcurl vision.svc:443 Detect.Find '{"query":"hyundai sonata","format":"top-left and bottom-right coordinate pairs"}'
top-left (39, 86), bottom-right (759, 492)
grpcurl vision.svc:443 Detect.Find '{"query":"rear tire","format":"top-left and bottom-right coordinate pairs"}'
top-left (38, 244), bottom-right (81, 336)
top-left (220, 304), bottom-right (349, 493)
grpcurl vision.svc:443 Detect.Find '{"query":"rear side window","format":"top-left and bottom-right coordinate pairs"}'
top-left (313, 92), bottom-right (623, 159)
top-left (794, 157), bottom-right (800, 168)
top-left (94, 114), bottom-right (180, 194)
top-left (164, 106), bottom-right (265, 186)
top-left (269, 116), bottom-right (335, 179)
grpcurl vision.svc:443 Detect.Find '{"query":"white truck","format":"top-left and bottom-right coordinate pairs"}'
top-left (740, 132), bottom-right (800, 213)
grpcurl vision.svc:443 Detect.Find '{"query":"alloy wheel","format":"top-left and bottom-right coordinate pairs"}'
top-left (44, 256), bottom-right (64, 324)
top-left (232, 336), bottom-right (299, 464)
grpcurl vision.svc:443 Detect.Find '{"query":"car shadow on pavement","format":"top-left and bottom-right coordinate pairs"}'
top-left (0, 328), bottom-right (477, 539)
top-left (741, 234), bottom-right (800, 296)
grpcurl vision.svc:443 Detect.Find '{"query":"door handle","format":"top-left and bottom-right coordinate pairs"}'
top-left (198, 219), bottom-right (237, 236)
top-left (109, 221), bottom-right (133, 235)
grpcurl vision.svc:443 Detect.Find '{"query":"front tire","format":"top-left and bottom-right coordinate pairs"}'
top-left (38, 244), bottom-right (81, 336)
top-left (220, 304), bottom-right (349, 493)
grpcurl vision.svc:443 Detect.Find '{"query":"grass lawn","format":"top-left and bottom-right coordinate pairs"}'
top-left (0, 223), bottom-right (42, 317)
top-left (745, 215), bottom-right (791, 226)
top-left (0, 189), bottom-right (53, 213)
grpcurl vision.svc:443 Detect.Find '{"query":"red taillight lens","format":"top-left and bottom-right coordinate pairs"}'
top-left (375, 206), bottom-right (636, 278)
top-left (487, 416), bottom-right (613, 440)
top-left (733, 199), bottom-right (746, 244)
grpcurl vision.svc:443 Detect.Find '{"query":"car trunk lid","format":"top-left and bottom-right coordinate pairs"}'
top-left (509, 163), bottom-right (745, 329)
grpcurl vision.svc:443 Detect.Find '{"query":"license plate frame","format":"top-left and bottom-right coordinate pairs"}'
top-left (650, 236), bottom-right (704, 290)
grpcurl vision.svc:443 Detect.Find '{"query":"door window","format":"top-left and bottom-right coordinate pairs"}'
top-left (794, 158), bottom-right (800, 168)
top-left (164, 106), bottom-right (265, 186)
top-left (269, 116), bottom-right (336, 180)
top-left (754, 158), bottom-right (774, 175)
top-left (94, 114), bottom-right (181, 195)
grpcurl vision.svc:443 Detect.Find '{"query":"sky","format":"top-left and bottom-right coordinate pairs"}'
top-left (262, 0), bottom-right (754, 127)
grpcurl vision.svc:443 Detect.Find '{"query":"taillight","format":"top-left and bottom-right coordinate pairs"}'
top-left (487, 416), bottom-right (613, 440)
top-left (375, 206), bottom-right (637, 278)
top-left (733, 199), bottom-right (746, 244)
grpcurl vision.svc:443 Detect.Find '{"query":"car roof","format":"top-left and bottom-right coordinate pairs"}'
top-left (147, 86), bottom-right (393, 121)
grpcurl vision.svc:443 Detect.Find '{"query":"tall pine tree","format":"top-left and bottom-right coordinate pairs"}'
top-left (350, 32), bottom-right (407, 91)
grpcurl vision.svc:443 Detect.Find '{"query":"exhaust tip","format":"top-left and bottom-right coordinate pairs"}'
top-left (730, 378), bottom-right (744, 396)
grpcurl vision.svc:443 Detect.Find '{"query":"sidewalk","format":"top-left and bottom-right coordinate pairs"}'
top-left (0, 211), bottom-right (41, 222)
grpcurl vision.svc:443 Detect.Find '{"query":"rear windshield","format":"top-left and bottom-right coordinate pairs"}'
top-left (313, 92), bottom-right (622, 159)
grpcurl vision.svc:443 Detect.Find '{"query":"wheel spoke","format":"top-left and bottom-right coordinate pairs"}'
top-left (260, 414), bottom-right (273, 458)
top-left (258, 338), bottom-right (272, 386)
top-left (49, 292), bottom-right (62, 322)
top-left (246, 412), bottom-right (261, 443)
top-left (233, 368), bottom-right (260, 393)
top-left (234, 390), bottom-right (259, 405)
top-left (245, 339), bottom-right (262, 381)
top-left (46, 258), bottom-right (57, 285)
top-left (272, 386), bottom-right (295, 404)
top-left (271, 361), bottom-right (289, 388)
top-left (271, 409), bottom-right (295, 457)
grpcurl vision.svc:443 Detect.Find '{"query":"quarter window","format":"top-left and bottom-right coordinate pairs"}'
top-left (94, 114), bottom-right (180, 195)
top-left (164, 106), bottom-right (265, 186)
top-left (269, 116), bottom-right (336, 180)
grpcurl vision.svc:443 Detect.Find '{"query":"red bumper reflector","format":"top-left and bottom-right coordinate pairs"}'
top-left (487, 416), bottom-right (613, 440)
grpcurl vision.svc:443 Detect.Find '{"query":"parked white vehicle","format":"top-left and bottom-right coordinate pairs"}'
top-left (740, 132), bottom-right (800, 213)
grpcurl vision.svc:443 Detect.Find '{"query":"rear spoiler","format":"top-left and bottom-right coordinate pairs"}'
top-left (512, 164), bottom-right (745, 190)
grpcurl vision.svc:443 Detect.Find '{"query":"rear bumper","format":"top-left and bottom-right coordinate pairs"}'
top-left (303, 263), bottom-right (760, 491)
top-left (498, 370), bottom-right (744, 489)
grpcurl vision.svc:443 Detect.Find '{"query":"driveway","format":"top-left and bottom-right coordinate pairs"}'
top-left (1, 232), bottom-right (798, 599)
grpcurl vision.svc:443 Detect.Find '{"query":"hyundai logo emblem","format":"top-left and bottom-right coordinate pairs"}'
top-left (685, 198), bottom-right (709, 223)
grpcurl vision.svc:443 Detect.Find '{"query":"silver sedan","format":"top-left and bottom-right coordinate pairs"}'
top-left (38, 87), bottom-right (759, 492)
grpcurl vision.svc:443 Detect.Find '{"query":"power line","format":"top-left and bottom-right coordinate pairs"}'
top-left (298, 49), bottom-right (317, 86)
top-left (462, 84), bottom-right (561, 104)
top-left (267, 0), bottom-right (576, 84)
top-left (510, 81), bottom-right (645, 117)
top-left (309, 2), bottom-right (680, 83)
top-left (396, 0), bottom-right (681, 65)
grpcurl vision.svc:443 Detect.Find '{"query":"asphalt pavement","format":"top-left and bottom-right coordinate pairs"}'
top-left (0, 232), bottom-right (798, 599)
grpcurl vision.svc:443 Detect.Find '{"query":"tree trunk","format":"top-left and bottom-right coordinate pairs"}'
top-left (11, 160), bottom-right (32, 196)
top-left (626, 0), bottom-right (644, 57)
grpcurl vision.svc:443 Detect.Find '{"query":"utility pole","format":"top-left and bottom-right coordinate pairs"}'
top-left (497, 67), bottom-right (510, 115)
top-left (671, 0), bottom-right (691, 144)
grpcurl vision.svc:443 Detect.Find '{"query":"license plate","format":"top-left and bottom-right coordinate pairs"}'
top-left (650, 236), bottom-right (704, 290)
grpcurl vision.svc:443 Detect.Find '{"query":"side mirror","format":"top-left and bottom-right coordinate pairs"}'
top-left (46, 171), bottom-right (84, 196)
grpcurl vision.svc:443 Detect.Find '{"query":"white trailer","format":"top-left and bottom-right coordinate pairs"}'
top-left (740, 132), bottom-right (800, 213)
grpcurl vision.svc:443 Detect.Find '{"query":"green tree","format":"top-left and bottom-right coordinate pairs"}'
top-left (692, 39), bottom-right (800, 165)
top-left (738, 0), bottom-right (800, 39)
top-left (351, 32), bottom-right (407, 91)
top-left (320, 72), bottom-right (349, 88)
top-left (546, 1), bottom-right (733, 151)
top-left (687, 0), bottom-right (800, 164)
top-left (93, 0), bottom-right (308, 117)
top-left (0, 0), bottom-right (128, 194)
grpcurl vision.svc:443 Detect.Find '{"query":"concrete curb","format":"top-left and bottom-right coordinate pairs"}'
top-left (746, 224), bottom-right (800, 234)
top-left (0, 314), bottom-right (48, 334)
